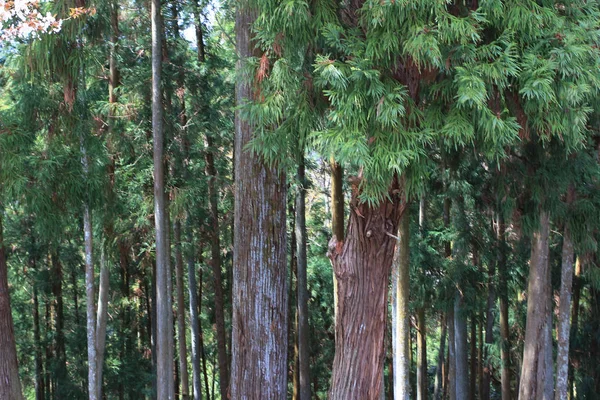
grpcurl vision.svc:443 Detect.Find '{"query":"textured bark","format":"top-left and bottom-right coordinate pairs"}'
top-left (568, 256), bottom-right (582, 400)
top-left (204, 134), bottom-right (229, 400)
top-left (448, 306), bottom-right (456, 400)
top-left (454, 290), bottom-right (469, 400)
top-left (555, 200), bottom-right (575, 400)
top-left (231, 5), bottom-right (289, 398)
top-left (433, 315), bottom-right (446, 400)
top-left (497, 211), bottom-right (511, 400)
top-left (151, 0), bottom-right (175, 397)
top-left (174, 221), bottom-right (190, 399)
top-left (0, 213), bottom-right (25, 400)
top-left (518, 210), bottom-right (552, 400)
top-left (296, 157), bottom-right (311, 400)
top-left (83, 204), bottom-right (98, 400)
top-left (392, 209), bottom-right (410, 400)
top-left (416, 307), bottom-right (427, 400)
top-left (328, 178), bottom-right (405, 400)
top-left (95, 246), bottom-right (109, 398)
top-left (330, 159), bottom-right (344, 331)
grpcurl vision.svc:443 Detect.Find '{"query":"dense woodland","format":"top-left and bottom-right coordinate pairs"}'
top-left (1, 0), bottom-right (600, 399)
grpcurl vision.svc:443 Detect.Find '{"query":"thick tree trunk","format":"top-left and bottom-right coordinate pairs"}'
top-left (555, 200), bottom-right (575, 400)
top-left (518, 210), bottom-right (552, 400)
top-left (497, 211), bottom-right (511, 400)
top-left (151, 0), bottom-right (174, 397)
top-left (174, 221), bottom-right (190, 399)
top-left (392, 209), bottom-right (410, 400)
top-left (296, 157), bottom-right (311, 400)
top-left (204, 135), bottom-right (229, 400)
top-left (434, 315), bottom-right (446, 400)
top-left (416, 307), bottom-right (427, 400)
top-left (454, 290), bottom-right (469, 400)
top-left (328, 179), bottom-right (405, 400)
top-left (0, 212), bottom-right (25, 400)
top-left (568, 256), bottom-right (582, 400)
top-left (330, 160), bottom-right (344, 331)
top-left (231, 5), bottom-right (289, 398)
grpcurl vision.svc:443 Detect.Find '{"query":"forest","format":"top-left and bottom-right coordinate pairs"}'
top-left (1, 0), bottom-right (600, 399)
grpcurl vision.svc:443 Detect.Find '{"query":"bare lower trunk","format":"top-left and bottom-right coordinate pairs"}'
top-left (497, 211), bottom-right (511, 400)
top-left (518, 210), bottom-right (552, 400)
top-left (83, 205), bottom-right (98, 400)
top-left (392, 209), bottom-right (410, 400)
top-left (296, 157), bottom-right (311, 400)
top-left (328, 179), bottom-right (405, 400)
top-left (448, 306), bottom-right (456, 400)
top-left (469, 318), bottom-right (476, 400)
top-left (204, 135), bottom-right (229, 400)
top-left (555, 216), bottom-right (575, 399)
top-left (482, 247), bottom-right (496, 400)
top-left (0, 212), bottom-right (25, 400)
top-left (186, 217), bottom-right (202, 400)
top-left (231, 6), bottom-right (289, 398)
top-left (151, 0), bottom-right (174, 397)
top-left (174, 221), bottom-right (190, 399)
top-left (417, 307), bottom-right (427, 400)
top-left (433, 315), bottom-right (446, 400)
top-left (454, 290), bottom-right (469, 400)
top-left (568, 256), bottom-right (582, 400)
top-left (95, 245), bottom-right (110, 398)
top-left (330, 160), bottom-right (344, 332)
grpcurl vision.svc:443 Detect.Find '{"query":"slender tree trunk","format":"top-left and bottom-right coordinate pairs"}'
top-left (497, 210), bottom-right (511, 400)
top-left (296, 156), bottom-right (311, 400)
top-left (434, 315), bottom-right (446, 400)
top-left (95, 246), bottom-right (109, 398)
top-left (469, 318), bottom-right (477, 400)
top-left (328, 178), bottom-right (405, 400)
top-left (482, 239), bottom-right (496, 400)
top-left (477, 313), bottom-right (483, 399)
top-left (83, 202), bottom-right (98, 400)
top-left (151, 0), bottom-right (174, 397)
top-left (568, 256), bottom-right (582, 400)
top-left (555, 189), bottom-right (576, 400)
top-left (174, 221), bottom-right (190, 399)
top-left (32, 241), bottom-right (45, 400)
top-left (186, 218), bottom-right (202, 400)
top-left (0, 212), bottom-right (25, 400)
top-left (204, 135), bottom-right (229, 400)
top-left (454, 290), bottom-right (469, 400)
top-left (392, 208), bottom-right (410, 400)
top-left (416, 307), bottom-right (427, 400)
top-left (231, 5), bottom-right (289, 398)
top-left (51, 250), bottom-right (67, 397)
top-left (448, 306), bottom-right (456, 400)
top-left (518, 210), bottom-right (552, 400)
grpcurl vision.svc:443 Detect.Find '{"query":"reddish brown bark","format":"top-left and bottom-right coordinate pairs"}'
top-left (328, 178), bottom-right (405, 400)
top-left (0, 213), bottom-right (24, 400)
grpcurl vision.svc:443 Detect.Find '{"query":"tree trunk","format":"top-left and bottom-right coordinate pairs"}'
top-left (32, 241), bottom-right (45, 400)
top-left (470, 318), bottom-right (477, 400)
top-left (51, 250), bottom-right (67, 397)
top-left (186, 218), bottom-right (203, 400)
top-left (330, 159), bottom-right (344, 331)
top-left (433, 315), bottom-right (446, 400)
top-left (416, 307), bottom-right (427, 400)
top-left (497, 210), bottom-right (511, 400)
top-left (555, 193), bottom-right (576, 400)
top-left (518, 210), bottom-right (553, 400)
top-left (95, 245), bottom-right (109, 398)
top-left (568, 256), bottom-right (582, 400)
top-left (328, 178), bottom-right (405, 400)
top-left (448, 306), bottom-right (456, 400)
top-left (482, 238), bottom-right (496, 400)
top-left (454, 290), bottom-right (469, 400)
top-left (296, 156), bottom-right (311, 400)
top-left (174, 221), bottom-right (190, 399)
top-left (231, 5), bottom-right (289, 398)
top-left (151, 0), bottom-right (174, 397)
top-left (392, 208), bottom-right (410, 400)
top-left (83, 203), bottom-right (98, 400)
top-left (0, 212), bottom-right (25, 400)
top-left (204, 135), bottom-right (229, 400)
